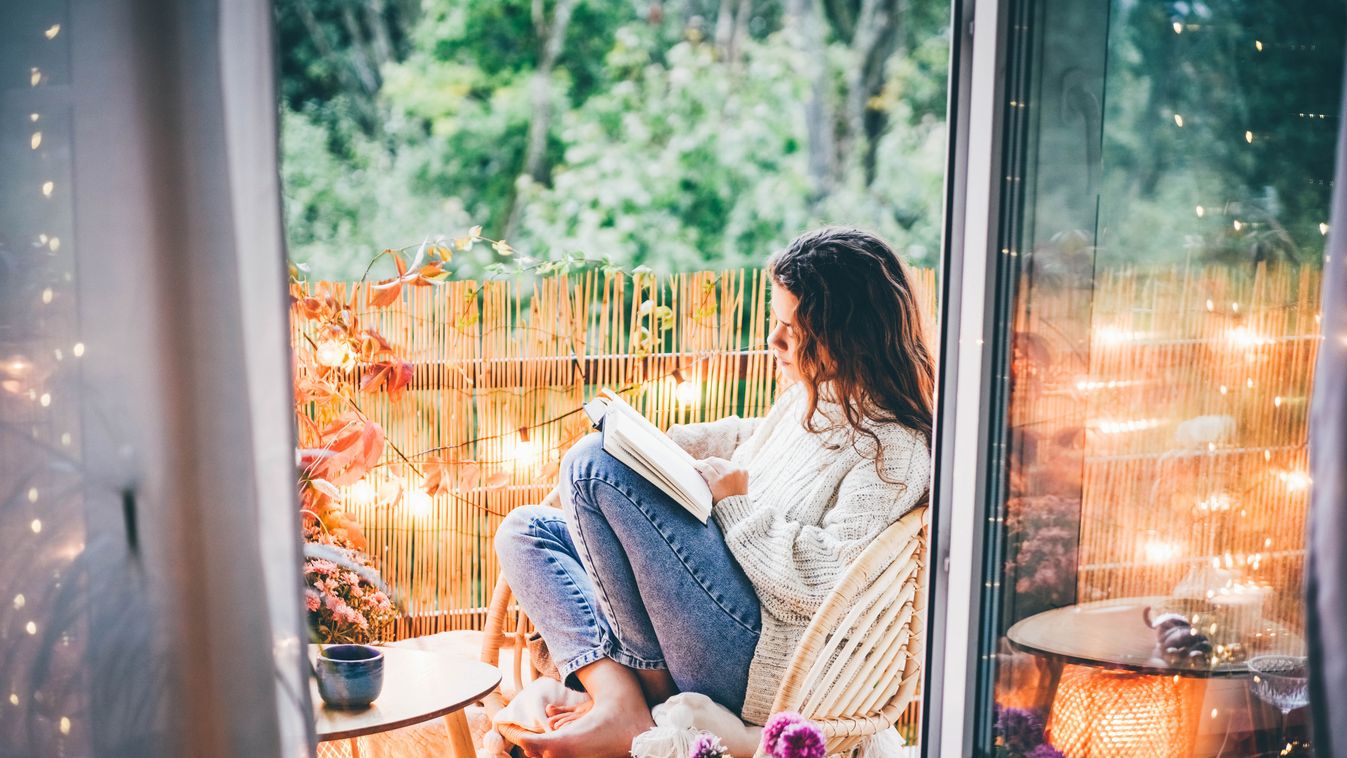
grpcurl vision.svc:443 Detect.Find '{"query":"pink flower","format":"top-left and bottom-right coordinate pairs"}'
top-left (760, 713), bottom-right (824, 758)
top-left (305, 591), bottom-right (321, 612)
top-left (776, 723), bottom-right (825, 758)
top-left (325, 594), bottom-right (342, 612)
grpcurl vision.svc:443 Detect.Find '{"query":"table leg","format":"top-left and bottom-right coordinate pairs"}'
top-left (349, 737), bottom-right (361, 758)
top-left (445, 709), bottom-right (475, 758)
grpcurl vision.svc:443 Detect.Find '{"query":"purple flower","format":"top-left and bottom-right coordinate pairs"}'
top-left (994, 705), bottom-right (1047, 755)
top-left (1027, 745), bottom-right (1066, 758)
top-left (688, 732), bottom-right (728, 758)
top-left (760, 712), bottom-right (805, 756)
top-left (776, 723), bottom-right (826, 758)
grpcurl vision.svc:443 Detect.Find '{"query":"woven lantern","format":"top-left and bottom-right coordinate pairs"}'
top-left (1046, 665), bottom-right (1207, 757)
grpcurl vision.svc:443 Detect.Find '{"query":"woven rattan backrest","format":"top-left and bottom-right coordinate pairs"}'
top-left (769, 506), bottom-right (929, 727)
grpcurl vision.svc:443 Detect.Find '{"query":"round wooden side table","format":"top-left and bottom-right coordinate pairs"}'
top-left (312, 645), bottom-right (500, 758)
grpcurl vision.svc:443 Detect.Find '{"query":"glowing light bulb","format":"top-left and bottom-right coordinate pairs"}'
top-left (314, 339), bottom-right (353, 369)
top-left (348, 479), bottom-right (376, 506)
top-left (1219, 385), bottom-right (1228, 395)
top-left (8, 694), bottom-right (17, 705)
top-left (407, 489), bottom-right (433, 516)
top-left (1321, 222), bottom-right (1330, 236)
top-left (1232, 219), bottom-right (1243, 231)
top-left (72, 342), bottom-right (85, 357)
top-left (1273, 396), bottom-right (1282, 408)
top-left (49, 237), bottom-right (60, 252)
top-left (27, 488), bottom-right (38, 503)
top-left (1280, 471), bottom-right (1311, 492)
top-left (1226, 327), bottom-right (1270, 348)
top-left (45, 24), bottom-right (61, 39)
top-left (509, 428), bottom-right (538, 466)
top-left (25, 621), bottom-right (37, 635)
top-left (41, 288), bottom-right (53, 304)
top-left (1173, 113), bottom-right (1185, 127)
top-left (1143, 539), bottom-right (1182, 563)
top-left (1255, 39), bottom-right (1263, 51)
top-left (1196, 205), bottom-right (1205, 217)
top-left (39, 393), bottom-right (51, 407)
top-left (13, 594), bottom-right (25, 610)
top-left (1244, 130), bottom-right (1254, 143)
top-left (30, 519), bottom-right (42, 534)
top-left (59, 717), bottom-right (70, 735)
top-left (30, 68), bottom-right (42, 87)
top-left (675, 376), bottom-right (701, 406)
top-left (41, 181), bottom-right (54, 198)
top-left (30, 132), bottom-right (42, 150)
top-left (1172, 21), bottom-right (1183, 33)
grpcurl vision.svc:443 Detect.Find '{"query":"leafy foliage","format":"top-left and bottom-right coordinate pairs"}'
top-left (278, 0), bottom-right (953, 280)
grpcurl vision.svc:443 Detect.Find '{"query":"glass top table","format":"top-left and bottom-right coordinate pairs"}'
top-left (1006, 596), bottom-right (1301, 678)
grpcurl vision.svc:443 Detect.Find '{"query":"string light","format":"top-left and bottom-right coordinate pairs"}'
top-left (30, 132), bottom-right (42, 150)
top-left (347, 479), bottom-right (376, 506)
top-left (13, 595), bottom-right (25, 610)
top-left (672, 367), bottom-right (701, 406)
top-left (30, 68), bottom-right (42, 87)
top-left (39, 393), bottom-right (51, 407)
top-left (45, 24), bottom-right (61, 39)
top-left (406, 489), bottom-right (433, 517)
top-left (1255, 39), bottom-right (1263, 51)
top-left (1094, 326), bottom-right (1148, 345)
top-left (1196, 205), bottom-right (1205, 217)
top-left (72, 342), bottom-right (84, 357)
top-left (59, 717), bottom-right (70, 735)
top-left (25, 621), bottom-right (37, 635)
top-left (1321, 222), bottom-right (1330, 235)
top-left (41, 180), bottom-right (54, 198)
top-left (30, 519), bottom-right (42, 534)
top-left (7, 694), bottom-right (17, 706)
top-left (1232, 219), bottom-right (1243, 231)
top-left (1174, 113), bottom-right (1185, 127)
top-left (508, 426), bottom-right (538, 465)
top-left (41, 287), bottom-right (53, 304)
top-left (1172, 20), bottom-right (1183, 34)
top-left (1097, 418), bottom-right (1163, 434)
top-left (27, 488), bottom-right (38, 503)
top-left (314, 339), bottom-right (354, 370)
top-left (1244, 130), bottom-right (1254, 143)
top-left (1143, 538), bottom-right (1182, 563)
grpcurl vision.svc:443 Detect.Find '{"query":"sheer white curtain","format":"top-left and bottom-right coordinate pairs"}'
top-left (0, 0), bottom-right (310, 755)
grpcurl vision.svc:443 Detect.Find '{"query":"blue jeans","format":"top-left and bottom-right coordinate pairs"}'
top-left (495, 433), bottom-right (761, 714)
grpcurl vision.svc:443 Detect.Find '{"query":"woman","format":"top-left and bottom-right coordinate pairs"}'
top-left (495, 227), bottom-right (934, 758)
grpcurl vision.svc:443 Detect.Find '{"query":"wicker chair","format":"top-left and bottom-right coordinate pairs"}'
top-left (479, 506), bottom-right (929, 757)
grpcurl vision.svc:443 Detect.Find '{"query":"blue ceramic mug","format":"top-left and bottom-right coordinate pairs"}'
top-left (315, 644), bottom-right (384, 709)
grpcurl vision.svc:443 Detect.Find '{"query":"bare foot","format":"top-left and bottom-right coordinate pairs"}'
top-left (544, 699), bottom-right (593, 731)
top-left (517, 698), bottom-right (653, 758)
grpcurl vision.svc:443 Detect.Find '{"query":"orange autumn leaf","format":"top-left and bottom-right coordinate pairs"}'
top-left (421, 456), bottom-right (456, 496)
top-left (369, 279), bottom-right (402, 308)
top-left (485, 471), bottom-right (511, 489)
top-left (313, 414), bottom-right (386, 486)
top-left (360, 360), bottom-right (414, 398)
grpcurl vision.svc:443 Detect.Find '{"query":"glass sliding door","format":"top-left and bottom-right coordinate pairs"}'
top-left (969, 1), bottom-right (1344, 756)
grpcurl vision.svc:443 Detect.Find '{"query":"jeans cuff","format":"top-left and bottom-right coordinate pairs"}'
top-left (555, 637), bottom-right (667, 686)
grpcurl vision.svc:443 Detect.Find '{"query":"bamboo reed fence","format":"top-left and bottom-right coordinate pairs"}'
top-left (1007, 264), bottom-right (1321, 660)
top-left (295, 262), bottom-right (1320, 751)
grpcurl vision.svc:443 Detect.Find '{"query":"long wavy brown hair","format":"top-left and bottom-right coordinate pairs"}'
top-left (769, 227), bottom-right (936, 460)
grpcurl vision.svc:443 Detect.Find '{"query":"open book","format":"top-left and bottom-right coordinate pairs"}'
top-left (583, 388), bottom-right (714, 523)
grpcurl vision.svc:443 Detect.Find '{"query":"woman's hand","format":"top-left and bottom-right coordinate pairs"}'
top-left (693, 457), bottom-right (749, 503)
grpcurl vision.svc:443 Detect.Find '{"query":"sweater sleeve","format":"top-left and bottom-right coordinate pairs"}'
top-left (667, 415), bottom-right (762, 460)
top-left (712, 431), bottom-right (929, 625)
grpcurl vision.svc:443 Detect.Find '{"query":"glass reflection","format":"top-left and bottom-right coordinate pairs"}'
top-left (983, 1), bottom-right (1344, 756)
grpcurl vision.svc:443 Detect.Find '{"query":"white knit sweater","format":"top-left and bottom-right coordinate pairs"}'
top-left (668, 383), bottom-right (930, 724)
